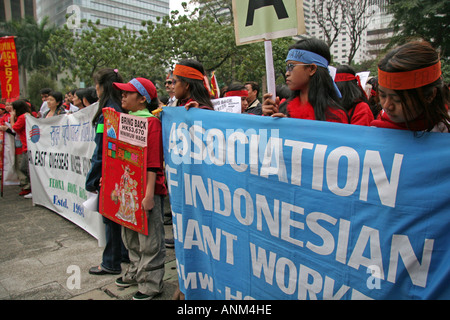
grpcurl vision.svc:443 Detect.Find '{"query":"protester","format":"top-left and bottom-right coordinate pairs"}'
top-left (173, 59), bottom-right (214, 110)
top-left (38, 88), bottom-right (52, 118)
top-left (371, 40), bottom-right (450, 132)
top-left (334, 65), bottom-right (374, 126)
top-left (224, 83), bottom-right (249, 113)
top-left (63, 93), bottom-right (71, 111)
top-left (70, 89), bottom-right (85, 111)
top-left (82, 87), bottom-right (98, 107)
top-left (10, 100), bottom-right (33, 197)
top-left (244, 81), bottom-right (262, 115)
top-left (165, 72), bottom-right (177, 106)
top-left (262, 37), bottom-right (348, 123)
top-left (367, 77), bottom-right (381, 118)
top-left (43, 91), bottom-right (66, 118)
top-left (86, 68), bottom-right (129, 276)
top-left (112, 77), bottom-right (167, 300)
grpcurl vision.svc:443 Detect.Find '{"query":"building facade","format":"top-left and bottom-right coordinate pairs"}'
top-left (303, 0), bottom-right (392, 65)
top-left (36, 0), bottom-right (170, 31)
top-left (0, 0), bottom-right (37, 22)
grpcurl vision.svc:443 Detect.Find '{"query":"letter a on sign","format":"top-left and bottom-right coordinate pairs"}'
top-left (232, 0), bottom-right (305, 45)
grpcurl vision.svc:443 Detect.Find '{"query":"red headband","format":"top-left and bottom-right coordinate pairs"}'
top-left (335, 73), bottom-right (357, 82)
top-left (225, 90), bottom-right (248, 97)
top-left (335, 73), bottom-right (365, 96)
top-left (173, 64), bottom-right (204, 81)
top-left (173, 64), bottom-right (212, 95)
top-left (378, 61), bottom-right (442, 90)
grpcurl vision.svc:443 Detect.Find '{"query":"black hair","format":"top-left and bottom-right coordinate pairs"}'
top-left (92, 68), bottom-right (123, 125)
top-left (74, 88), bottom-right (87, 108)
top-left (378, 40), bottom-right (450, 131)
top-left (367, 77), bottom-right (381, 118)
top-left (40, 88), bottom-right (52, 95)
top-left (245, 81), bottom-right (260, 96)
top-left (225, 82), bottom-right (247, 93)
top-left (83, 87), bottom-right (98, 105)
top-left (159, 96), bottom-right (169, 105)
top-left (335, 65), bottom-right (369, 113)
top-left (135, 92), bottom-right (159, 113)
top-left (175, 59), bottom-right (213, 109)
top-left (12, 99), bottom-right (31, 117)
top-left (286, 37), bottom-right (346, 121)
top-left (49, 91), bottom-right (63, 108)
top-left (276, 85), bottom-right (291, 101)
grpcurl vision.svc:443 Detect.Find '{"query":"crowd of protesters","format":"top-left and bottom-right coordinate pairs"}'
top-left (0, 36), bottom-right (448, 300)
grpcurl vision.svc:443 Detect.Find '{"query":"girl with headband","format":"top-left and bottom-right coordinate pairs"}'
top-left (371, 41), bottom-right (450, 132)
top-left (335, 65), bottom-right (374, 126)
top-left (172, 59), bottom-right (214, 110)
top-left (112, 77), bottom-right (167, 300)
top-left (224, 82), bottom-right (249, 113)
top-left (262, 37), bottom-right (348, 123)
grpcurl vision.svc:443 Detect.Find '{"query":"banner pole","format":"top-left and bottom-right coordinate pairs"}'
top-left (0, 131), bottom-right (4, 197)
top-left (264, 40), bottom-right (276, 99)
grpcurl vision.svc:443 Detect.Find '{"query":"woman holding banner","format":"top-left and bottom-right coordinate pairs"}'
top-left (172, 59), bottom-right (214, 110)
top-left (372, 41), bottom-right (450, 132)
top-left (86, 68), bottom-right (129, 276)
top-left (43, 91), bottom-right (66, 118)
top-left (262, 37), bottom-right (348, 123)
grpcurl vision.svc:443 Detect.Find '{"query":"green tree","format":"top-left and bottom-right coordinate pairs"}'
top-left (0, 16), bottom-right (57, 73)
top-left (387, 0), bottom-right (450, 82)
top-left (26, 71), bottom-right (57, 107)
top-left (46, 20), bottom-right (143, 85)
top-left (44, 4), bottom-right (294, 96)
top-left (387, 0), bottom-right (449, 57)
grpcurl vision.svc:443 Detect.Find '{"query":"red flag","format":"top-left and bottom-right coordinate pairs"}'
top-left (210, 71), bottom-right (220, 99)
top-left (0, 37), bottom-right (20, 100)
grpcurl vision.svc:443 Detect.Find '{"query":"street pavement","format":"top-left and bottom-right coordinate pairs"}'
top-left (0, 184), bottom-right (178, 300)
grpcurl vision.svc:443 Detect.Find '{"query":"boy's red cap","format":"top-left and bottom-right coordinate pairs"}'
top-left (113, 77), bottom-right (157, 102)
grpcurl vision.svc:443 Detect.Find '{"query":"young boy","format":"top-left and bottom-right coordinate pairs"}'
top-left (112, 77), bottom-right (167, 300)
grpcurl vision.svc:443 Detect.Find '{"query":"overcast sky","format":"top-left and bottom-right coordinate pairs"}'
top-left (169, 0), bottom-right (198, 13)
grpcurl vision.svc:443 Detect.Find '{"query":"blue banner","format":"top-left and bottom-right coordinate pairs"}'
top-left (161, 107), bottom-right (450, 300)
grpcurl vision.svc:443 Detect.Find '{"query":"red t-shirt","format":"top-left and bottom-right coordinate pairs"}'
top-left (287, 97), bottom-right (348, 123)
top-left (349, 102), bottom-right (374, 126)
top-left (0, 113), bottom-right (10, 125)
top-left (146, 116), bottom-right (167, 196)
top-left (12, 113), bottom-right (28, 153)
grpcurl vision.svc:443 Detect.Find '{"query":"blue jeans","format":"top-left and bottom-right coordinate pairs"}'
top-left (101, 217), bottom-right (129, 272)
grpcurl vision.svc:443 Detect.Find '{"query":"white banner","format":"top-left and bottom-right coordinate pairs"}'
top-left (212, 97), bottom-right (242, 113)
top-left (26, 105), bottom-right (105, 245)
top-left (2, 130), bottom-right (19, 185)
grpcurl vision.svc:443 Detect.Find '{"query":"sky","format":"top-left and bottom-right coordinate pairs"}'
top-left (169, 0), bottom-right (198, 13)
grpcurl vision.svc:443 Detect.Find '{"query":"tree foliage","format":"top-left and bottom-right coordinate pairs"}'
top-left (387, 0), bottom-right (450, 82)
top-left (0, 16), bottom-right (57, 73)
top-left (387, 0), bottom-right (449, 58)
top-left (44, 5), bottom-right (293, 96)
